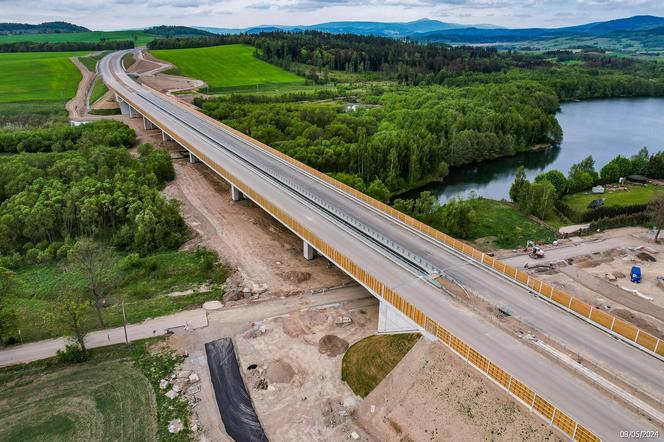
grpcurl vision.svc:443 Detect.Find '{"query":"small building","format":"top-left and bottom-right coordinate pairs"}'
top-left (627, 175), bottom-right (648, 185)
top-left (587, 198), bottom-right (605, 209)
top-left (591, 185), bottom-right (605, 194)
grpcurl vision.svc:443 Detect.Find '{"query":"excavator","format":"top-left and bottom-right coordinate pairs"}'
top-left (525, 240), bottom-right (545, 259)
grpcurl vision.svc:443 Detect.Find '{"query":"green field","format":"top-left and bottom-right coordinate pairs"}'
top-left (0, 359), bottom-right (156, 442)
top-left (0, 52), bottom-right (83, 103)
top-left (8, 249), bottom-right (226, 342)
top-left (562, 184), bottom-right (664, 212)
top-left (341, 333), bottom-right (420, 398)
top-left (0, 30), bottom-right (153, 45)
top-left (151, 44), bottom-right (304, 92)
top-left (462, 198), bottom-right (557, 249)
top-left (89, 78), bottom-right (108, 105)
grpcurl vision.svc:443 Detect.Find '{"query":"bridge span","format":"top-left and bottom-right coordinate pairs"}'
top-left (101, 50), bottom-right (662, 441)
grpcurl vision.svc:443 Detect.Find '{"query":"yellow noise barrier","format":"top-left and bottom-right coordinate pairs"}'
top-left (120, 91), bottom-right (604, 440)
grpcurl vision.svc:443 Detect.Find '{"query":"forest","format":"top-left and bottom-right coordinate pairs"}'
top-left (197, 81), bottom-right (561, 195)
top-left (0, 121), bottom-right (185, 266)
top-left (0, 40), bottom-right (134, 53)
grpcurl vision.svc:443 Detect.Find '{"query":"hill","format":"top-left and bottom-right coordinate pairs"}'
top-left (198, 19), bottom-right (501, 38)
top-left (144, 25), bottom-right (214, 38)
top-left (0, 21), bottom-right (88, 35)
top-left (414, 15), bottom-right (664, 43)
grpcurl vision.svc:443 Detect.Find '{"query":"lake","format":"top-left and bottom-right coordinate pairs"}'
top-left (423, 98), bottom-right (664, 203)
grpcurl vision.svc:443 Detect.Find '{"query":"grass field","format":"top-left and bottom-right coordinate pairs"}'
top-left (562, 184), bottom-right (664, 212)
top-left (462, 198), bottom-right (557, 249)
top-left (89, 78), bottom-right (108, 105)
top-left (341, 333), bottom-right (420, 398)
top-left (0, 339), bottom-right (190, 442)
top-left (0, 30), bottom-right (153, 45)
top-left (7, 249), bottom-right (226, 342)
top-left (151, 44), bottom-right (304, 92)
top-left (0, 355), bottom-right (157, 442)
top-left (0, 52), bottom-right (83, 103)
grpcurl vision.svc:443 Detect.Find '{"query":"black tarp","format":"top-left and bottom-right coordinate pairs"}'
top-left (205, 338), bottom-right (268, 442)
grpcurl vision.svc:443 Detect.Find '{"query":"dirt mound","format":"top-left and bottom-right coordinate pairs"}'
top-left (318, 335), bottom-right (349, 357)
top-left (637, 252), bottom-right (656, 262)
top-left (266, 360), bottom-right (295, 384)
top-left (282, 318), bottom-right (308, 338)
top-left (300, 309), bottom-right (328, 328)
top-left (278, 270), bottom-right (312, 283)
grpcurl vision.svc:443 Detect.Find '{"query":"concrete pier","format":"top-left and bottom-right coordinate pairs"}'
top-left (230, 184), bottom-right (243, 201)
top-left (303, 241), bottom-right (315, 260)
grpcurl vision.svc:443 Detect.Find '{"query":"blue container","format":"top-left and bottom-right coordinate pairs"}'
top-left (631, 266), bottom-right (642, 283)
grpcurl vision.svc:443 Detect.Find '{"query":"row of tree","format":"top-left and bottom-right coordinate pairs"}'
top-left (0, 40), bottom-right (134, 53)
top-left (199, 81), bottom-right (561, 194)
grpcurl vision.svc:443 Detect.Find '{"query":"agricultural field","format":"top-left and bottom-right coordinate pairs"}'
top-left (0, 51), bottom-right (83, 103)
top-left (0, 359), bottom-right (156, 442)
top-left (0, 339), bottom-right (188, 442)
top-left (0, 30), bottom-right (153, 45)
top-left (562, 183), bottom-right (664, 212)
top-left (341, 333), bottom-right (420, 397)
top-left (150, 44), bottom-right (304, 93)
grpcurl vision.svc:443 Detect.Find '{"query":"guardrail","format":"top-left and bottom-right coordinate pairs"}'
top-left (177, 102), bottom-right (664, 360)
top-left (114, 89), bottom-right (602, 441)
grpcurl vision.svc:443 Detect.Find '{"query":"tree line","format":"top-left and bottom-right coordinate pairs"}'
top-left (0, 121), bottom-right (185, 266)
top-left (0, 40), bottom-right (134, 53)
top-left (198, 81), bottom-right (561, 196)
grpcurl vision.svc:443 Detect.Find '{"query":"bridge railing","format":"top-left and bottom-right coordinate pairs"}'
top-left (175, 102), bottom-right (663, 360)
top-left (120, 90), bottom-right (604, 440)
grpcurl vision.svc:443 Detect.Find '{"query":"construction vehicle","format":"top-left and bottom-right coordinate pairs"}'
top-left (631, 266), bottom-right (642, 283)
top-left (525, 240), bottom-right (545, 259)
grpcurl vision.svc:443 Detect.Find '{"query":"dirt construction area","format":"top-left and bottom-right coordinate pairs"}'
top-left (505, 228), bottom-right (664, 340)
top-left (163, 159), bottom-right (353, 296)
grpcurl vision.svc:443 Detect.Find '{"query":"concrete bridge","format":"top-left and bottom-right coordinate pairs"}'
top-left (102, 50), bottom-right (662, 440)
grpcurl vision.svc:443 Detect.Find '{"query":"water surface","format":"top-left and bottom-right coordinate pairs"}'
top-left (425, 98), bottom-right (664, 202)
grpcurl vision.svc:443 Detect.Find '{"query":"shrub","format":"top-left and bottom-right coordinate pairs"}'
top-left (589, 213), bottom-right (649, 231)
top-left (119, 253), bottom-right (142, 270)
top-left (581, 203), bottom-right (647, 222)
top-left (56, 343), bottom-right (89, 364)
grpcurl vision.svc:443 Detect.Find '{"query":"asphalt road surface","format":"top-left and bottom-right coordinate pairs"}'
top-left (100, 50), bottom-right (662, 439)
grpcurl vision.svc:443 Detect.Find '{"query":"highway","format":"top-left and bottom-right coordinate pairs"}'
top-left (100, 50), bottom-right (661, 439)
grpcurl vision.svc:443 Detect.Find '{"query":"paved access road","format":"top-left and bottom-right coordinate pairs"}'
top-left (100, 50), bottom-right (662, 439)
top-left (0, 309), bottom-right (208, 367)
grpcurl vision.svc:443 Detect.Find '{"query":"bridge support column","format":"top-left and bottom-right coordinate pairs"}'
top-left (117, 96), bottom-right (130, 116)
top-left (189, 152), bottom-right (200, 164)
top-left (143, 117), bottom-right (156, 130)
top-left (162, 131), bottom-right (173, 142)
top-left (128, 106), bottom-right (140, 119)
top-left (303, 241), bottom-right (315, 260)
top-left (230, 184), bottom-right (243, 201)
top-left (377, 299), bottom-right (419, 334)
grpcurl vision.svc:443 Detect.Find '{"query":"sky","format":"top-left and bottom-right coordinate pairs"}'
top-left (2, 0), bottom-right (664, 31)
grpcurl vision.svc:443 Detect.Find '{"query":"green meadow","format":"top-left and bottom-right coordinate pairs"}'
top-left (0, 51), bottom-right (83, 103)
top-left (151, 44), bottom-right (304, 92)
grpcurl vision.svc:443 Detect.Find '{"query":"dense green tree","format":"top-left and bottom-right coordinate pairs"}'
top-left (525, 179), bottom-right (557, 220)
top-left (535, 170), bottom-right (567, 196)
top-left (631, 147), bottom-right (650, 176)
top-left (510, 166), bottom-right (529, 202)
top-left (440, 199), bottom-right (476, 238)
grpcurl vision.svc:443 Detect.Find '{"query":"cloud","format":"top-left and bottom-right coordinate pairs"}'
top-left (0, 0), bottom-right (662, 30)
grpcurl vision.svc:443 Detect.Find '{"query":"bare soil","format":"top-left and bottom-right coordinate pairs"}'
top-left (234, 302), bottom-right (378, 441)
top-left (162, 159), bottom-right (353, 295)
top-left (356, 339), bottom-right (562, 442)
